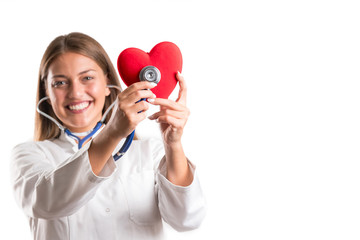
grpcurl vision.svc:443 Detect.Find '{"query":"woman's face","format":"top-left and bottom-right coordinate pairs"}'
top-left (46, 52), bottom-right (110, 133)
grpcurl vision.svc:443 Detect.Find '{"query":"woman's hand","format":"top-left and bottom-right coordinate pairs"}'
top-left (89, 81), bottom-right (156, 176)
top-left (108, 81), bottom-right (157, 139)
top-left (148, 72), bottom-right (190, 146)
top-left (148, 72), bottom-right (193, 186)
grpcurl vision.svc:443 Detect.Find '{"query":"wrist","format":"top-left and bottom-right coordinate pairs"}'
top-left (164, 140), bottom-right (183, 152)
top-left (164, 141), bottom-right (186, 167)
top-left (105, 116), bottom-right (131, 140)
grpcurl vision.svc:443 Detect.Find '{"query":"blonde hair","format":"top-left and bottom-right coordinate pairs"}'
top-left (35, 32), bottom-right (122, 141)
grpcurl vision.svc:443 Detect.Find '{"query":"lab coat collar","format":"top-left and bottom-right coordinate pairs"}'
top-left (58, 124), bottom-right (105, 152)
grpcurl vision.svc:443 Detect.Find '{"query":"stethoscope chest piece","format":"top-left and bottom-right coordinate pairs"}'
top-left (139, 66), bottom-right (161, 84)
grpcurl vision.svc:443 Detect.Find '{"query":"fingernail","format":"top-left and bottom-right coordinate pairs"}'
top-left (150, 82), bottom-right (157, 87)
top-left (147, 98), bottom-right (155, 103)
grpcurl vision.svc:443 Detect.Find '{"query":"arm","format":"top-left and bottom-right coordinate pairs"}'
top-left (10, 141), bottom-right (112, 219)
top-left (150, 73), bottom-right (206, 229)
top-left (156, 159), bottom-right (206, 231)
top-left (148, 72), bottom-right (193, 186)
top-left (10, 82), bottom-right (156, 219)
top-left (163, 141), bottom-right (193, 186)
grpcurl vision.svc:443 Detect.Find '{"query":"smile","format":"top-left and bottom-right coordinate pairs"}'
top-left (67, 101), bottom-right (91, 112)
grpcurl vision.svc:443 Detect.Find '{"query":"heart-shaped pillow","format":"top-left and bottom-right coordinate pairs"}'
top-left (117, 41), bottom-right (183, 99)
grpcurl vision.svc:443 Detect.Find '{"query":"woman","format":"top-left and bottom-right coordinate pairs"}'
top-left (11, 32), bottom-right (206, 240)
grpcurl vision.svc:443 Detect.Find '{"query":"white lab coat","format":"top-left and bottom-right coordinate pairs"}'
top-left (10, 130), bottom-right (206, 240)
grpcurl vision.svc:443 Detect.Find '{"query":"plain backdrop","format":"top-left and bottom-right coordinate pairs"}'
top-left (1, 0), bottom-right (360, 239)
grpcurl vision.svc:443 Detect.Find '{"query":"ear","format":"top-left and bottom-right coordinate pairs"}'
top-left (43, 80), bottom-right (52, 105)
top-left (105, 75), bottom-right (111, 96)
top-left (105, 86), bottom-right (111, 96)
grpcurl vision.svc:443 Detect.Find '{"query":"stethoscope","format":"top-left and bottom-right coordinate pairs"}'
top-left (37, 65), bottom-right (161, 161)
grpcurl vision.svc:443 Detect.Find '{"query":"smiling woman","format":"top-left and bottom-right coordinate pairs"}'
top-left (10, 32), bottom-right (206, 240)
top-left (35, 33), bottom-right (121, 141)
top-left (45, 52), bottom-right (111, 133)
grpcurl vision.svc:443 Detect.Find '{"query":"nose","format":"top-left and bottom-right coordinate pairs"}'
top-left (68, 80), bottom-right (85, 99)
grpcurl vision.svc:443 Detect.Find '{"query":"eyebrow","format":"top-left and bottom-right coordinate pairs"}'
top-left (78, 69), bottom-right (96, 75)
top-left (51, 69), bottom-right (97, 79)
top-left (51, 74), bottom-right (68, 79)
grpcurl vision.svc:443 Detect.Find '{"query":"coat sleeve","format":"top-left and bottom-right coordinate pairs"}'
top-left (10, 141), bottom-right (116, 220)
top-left (155, 158), bottom-right (206, 232)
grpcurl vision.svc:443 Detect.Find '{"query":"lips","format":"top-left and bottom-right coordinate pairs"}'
top-left (67, 101), bottom-right (91, 112)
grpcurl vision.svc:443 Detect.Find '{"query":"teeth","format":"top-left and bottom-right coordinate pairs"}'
top-left (68, 102), bottom-right (89, 111)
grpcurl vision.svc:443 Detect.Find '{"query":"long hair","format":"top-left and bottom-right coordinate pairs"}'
top-left (35, 32), bottom-right (122, 141)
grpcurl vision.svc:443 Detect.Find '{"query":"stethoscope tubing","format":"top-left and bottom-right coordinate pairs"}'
top-left (37, 64), bottom-right (161, 161)
top-left (37, 85), bottom-right (135, 161)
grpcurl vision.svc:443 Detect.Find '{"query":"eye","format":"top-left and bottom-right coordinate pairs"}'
top-left (83, 76), bottom-right (94, 81)
top-left (52, 80), bottom-right (67, 88)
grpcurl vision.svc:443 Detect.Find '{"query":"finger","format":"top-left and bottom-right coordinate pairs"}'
top-left (148, 108), bottom-right (187, 120)
top-left (121, 81), bottom-right (157, 98)
top-left (130, 81), bottom-right (157, 90)
top-left (127, 111), bottom-right (148, 128)
top-left (133, 99), bottom-right (150, 113)
top-left (119, 98), bottom-right (151, 116)
top-left (121, 103), bottom-right (148, 123)
top-left (175, 71), bottom-right (187, 105)
top-left (118, 89), bottom-right (156, 104)
top-left (148, 98), bottom-right (185, 111)
top-left (156, 115), bottom-right (185, 130)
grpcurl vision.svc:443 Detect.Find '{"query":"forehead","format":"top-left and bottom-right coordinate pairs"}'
top-left (48, 52), bottom-right (102, 74)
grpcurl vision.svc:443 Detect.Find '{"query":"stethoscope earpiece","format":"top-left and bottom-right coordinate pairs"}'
top-left (139, 66), bottom-right (161, 84)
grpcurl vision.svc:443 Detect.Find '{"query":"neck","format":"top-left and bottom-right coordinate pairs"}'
top-left (65, 122), bottom-right (104, 149)
top-left (69, 129), bottom-right (94, 138)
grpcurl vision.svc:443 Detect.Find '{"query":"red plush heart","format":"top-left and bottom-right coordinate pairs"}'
top-left (117, 42), bottom-right (182, 99)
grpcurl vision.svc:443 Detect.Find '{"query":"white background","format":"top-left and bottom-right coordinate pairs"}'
top-left (1, 0), bottom-right (360, 239)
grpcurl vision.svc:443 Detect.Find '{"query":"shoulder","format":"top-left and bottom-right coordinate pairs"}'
top-left (12, 140), bottom-right (45, 156)
top-left (11, 138), bottom-right (66, 168)
top-left (12, 139), bottom-right (59, 156)
top-left (10, 140), bottom-right (55, 178)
